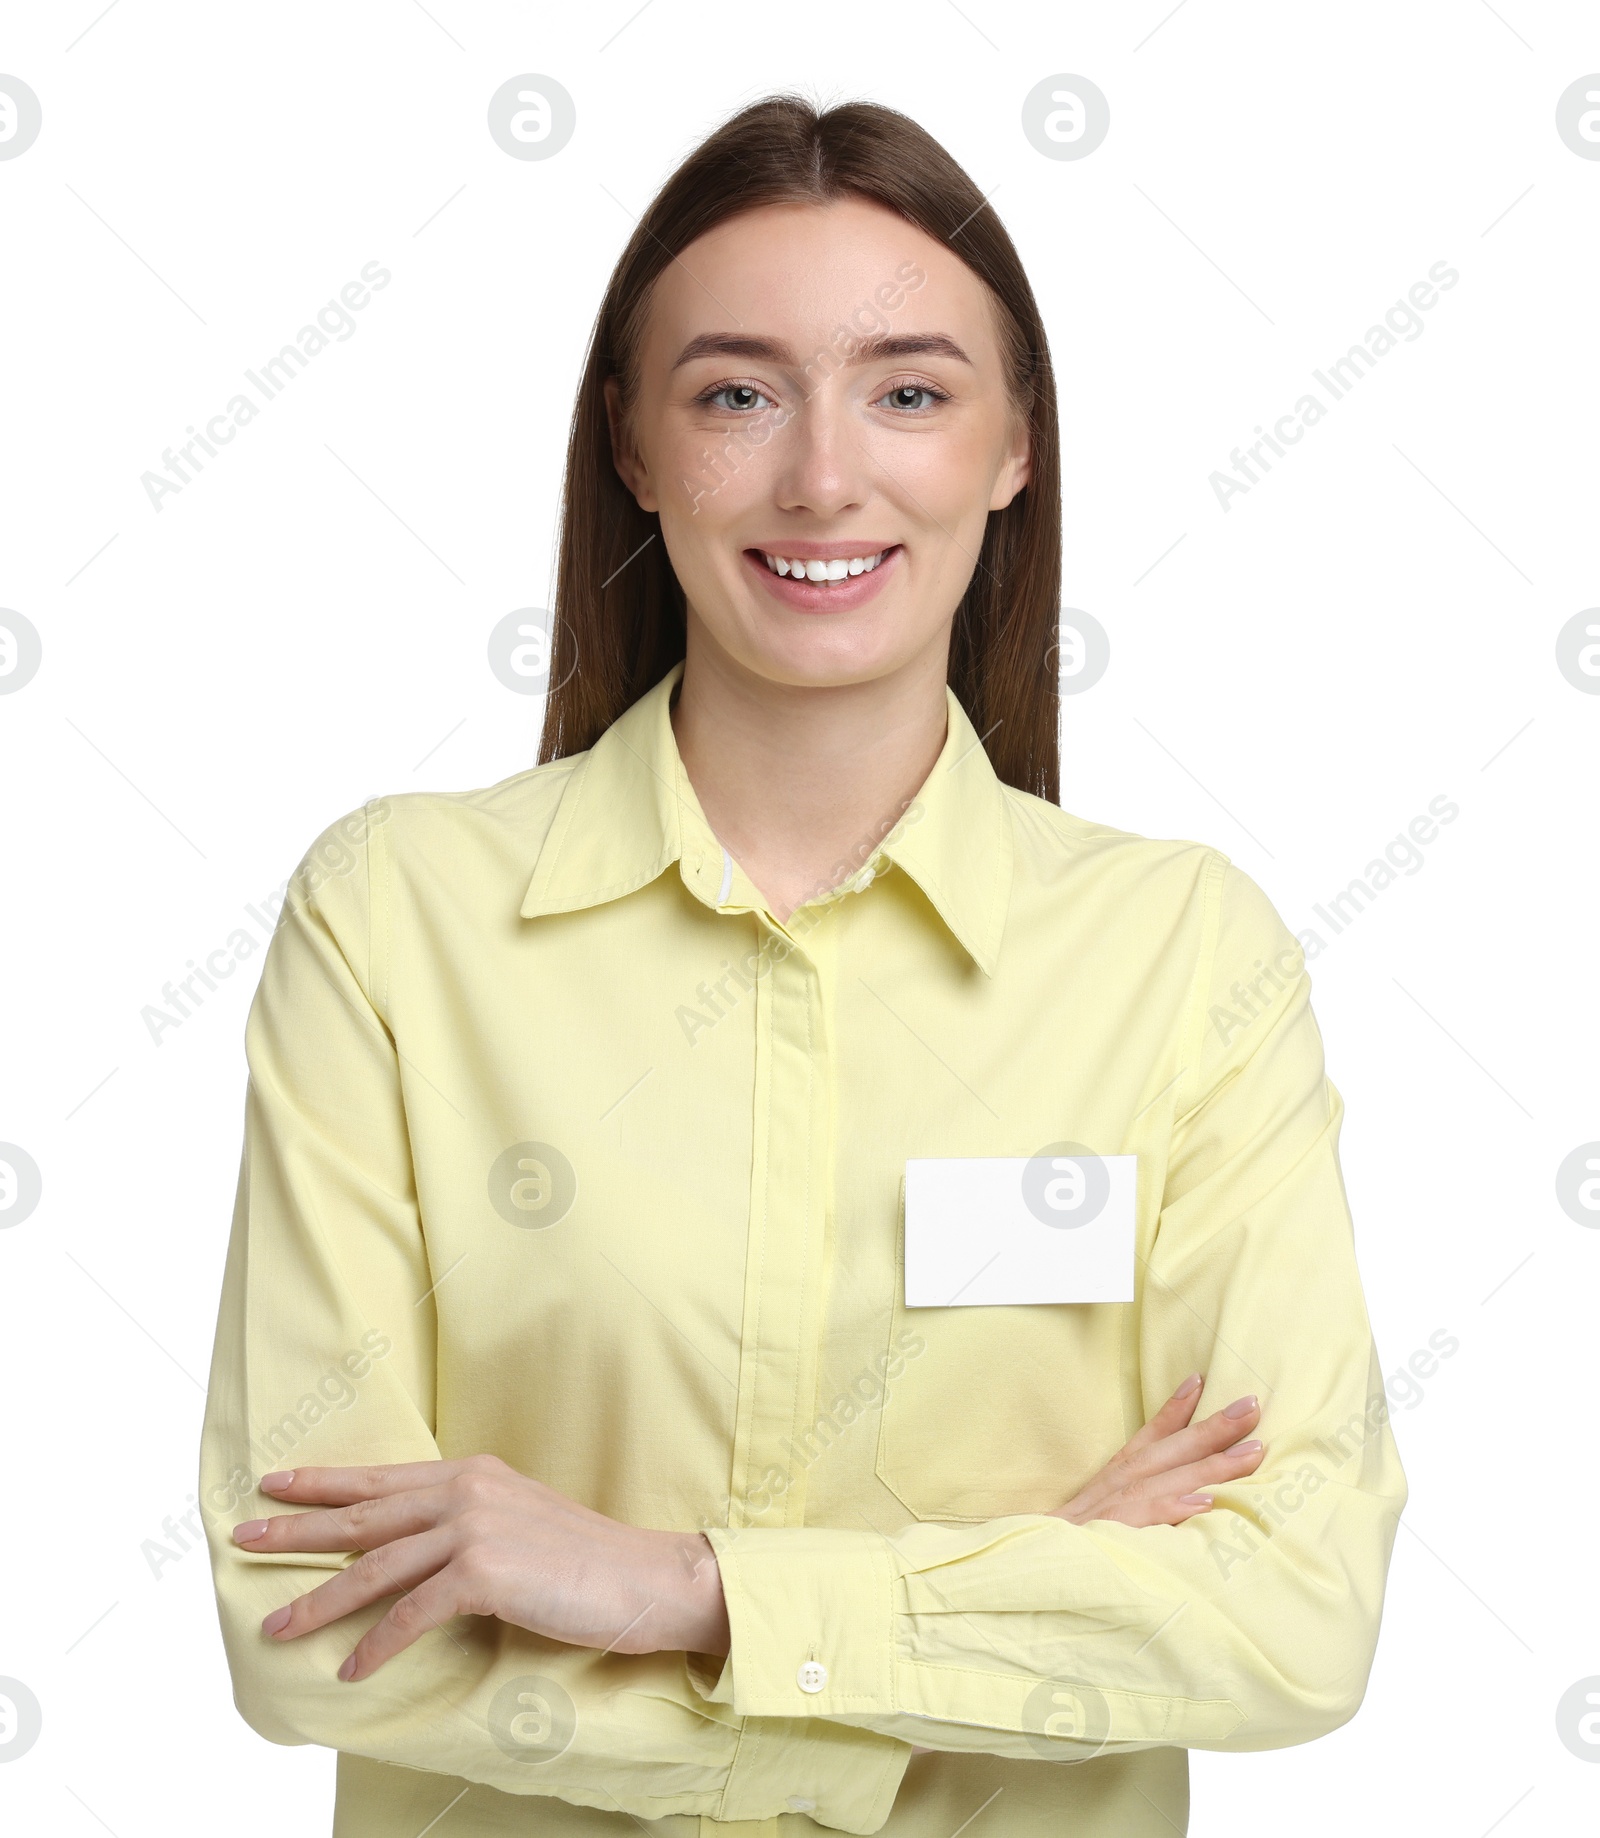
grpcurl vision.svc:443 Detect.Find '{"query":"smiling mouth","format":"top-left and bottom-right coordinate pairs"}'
top-left (754, 547), bottom-right (892, 581)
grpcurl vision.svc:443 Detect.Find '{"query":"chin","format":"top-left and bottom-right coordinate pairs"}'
top-left (742, 639), bottom-right (915, 691)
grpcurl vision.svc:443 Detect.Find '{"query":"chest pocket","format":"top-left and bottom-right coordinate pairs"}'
top-left (874, 1179), bottom-right (1132, 1522)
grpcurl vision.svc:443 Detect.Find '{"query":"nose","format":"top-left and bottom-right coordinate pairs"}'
top-left (769, 376), bottom-right (872, 521)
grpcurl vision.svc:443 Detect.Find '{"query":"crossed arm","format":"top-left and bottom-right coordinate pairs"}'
top-left (234, 1372), bottom-right (1265, 1688)
top-left (211, 836), bottom-right (1401, 1805)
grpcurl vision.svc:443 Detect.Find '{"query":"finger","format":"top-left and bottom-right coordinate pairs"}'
top-left (1109, 1395), bottom-right (1261, 1485)
top-left (1058, 1485), bottom-right (1219, 1530)
top-left (234, 1483), bottom-right (450, 1555)
top-left (1081, 1452), bottom-right (1264, 1528)
top-left (260, 1528), bottom-right (454, 1643)
top-left (257, 1461), bottom-right (477, 1505)
top-left (1049, 1383), bottom-right (1250, 1523)
top-left (339, 1563), bottom-right (472, 1681)
top-left (1126, 1492), bottom-right (1218, 1528)
top-left (1060, 1375), bottom-right (1206, 1517)
top-left (1120, 1373), bottom-right (1206, 1455)
top-left (1114, 1491), bottom-right (1219, 1528)
top-left (1135, 1438), bottom-right (1266, 1506)
top-left (1059, 1437), bottom-right (1267, 1530)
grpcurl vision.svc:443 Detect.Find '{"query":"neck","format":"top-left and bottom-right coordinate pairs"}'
top-left (669, 627), bottom-right (950, 924)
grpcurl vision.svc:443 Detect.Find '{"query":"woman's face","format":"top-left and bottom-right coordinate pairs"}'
top-left (608, 196), bottom-right (1031, 690)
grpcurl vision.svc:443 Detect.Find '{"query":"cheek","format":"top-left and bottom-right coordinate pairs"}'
top-left (663, 413), bottom-right (768, 500)
top-left (861, 421), bottom-right (1003, 526)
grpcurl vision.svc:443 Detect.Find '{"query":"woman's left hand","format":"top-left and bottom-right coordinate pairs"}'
top-left (233, 1454), bottom-right (730, 1683)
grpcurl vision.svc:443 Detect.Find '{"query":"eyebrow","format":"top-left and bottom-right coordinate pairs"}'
top-left (670, 331), bottom-right (973, 369)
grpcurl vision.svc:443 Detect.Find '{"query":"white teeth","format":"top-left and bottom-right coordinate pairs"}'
top-left (760, 548), bottom-right (887, 580)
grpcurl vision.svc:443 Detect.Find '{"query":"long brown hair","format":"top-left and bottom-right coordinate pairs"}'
top-left (537, 94), bottom-right (1062, 802)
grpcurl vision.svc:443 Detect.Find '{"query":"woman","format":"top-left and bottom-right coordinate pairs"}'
top-left (200, 95), bottom-right (1405, 1838)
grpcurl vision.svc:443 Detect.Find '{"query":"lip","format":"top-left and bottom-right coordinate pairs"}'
top-left (743, 543), bottom-right (902, 613)
top-left (748, 539), bottom-right (898, 561)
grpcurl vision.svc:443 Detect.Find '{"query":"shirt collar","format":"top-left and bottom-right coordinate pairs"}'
top-left (520, 660), bottom-right (1013, 975)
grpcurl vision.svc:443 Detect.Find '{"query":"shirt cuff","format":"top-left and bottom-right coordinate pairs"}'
top-left (684, 1629), bottom-right (908, 1832)
top-left (698, 1525), bottom-right (899, 1719)
top-left (720, 1711), bottom-right (909, 1831)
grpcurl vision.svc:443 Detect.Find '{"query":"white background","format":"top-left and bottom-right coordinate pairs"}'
top-left (1, 2), bottom-right (1596, 1833)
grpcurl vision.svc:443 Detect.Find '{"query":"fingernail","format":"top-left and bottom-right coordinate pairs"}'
top-left (1174, 1372), bottom-right (1203, 1400)
top-left (261, 1606), bottom-right (291, 1636)
top-left (1224, 1396), bottom-right (1258, 1419)
top-left (233, 1519), bottom-right (269, 1543)
top-left (1230, 1439), bottom-right (1264, 1456)
top-left (260, 1471), bottom-right (295, 1490)
top-left (1178, 1494), bottom-right (1213, 1509)
top-left (338, 1654), bottom-right (358, 1682)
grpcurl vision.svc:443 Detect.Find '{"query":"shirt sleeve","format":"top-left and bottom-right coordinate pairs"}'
top-left (691, 853), bottom-right (1408, 1761)
top-left (197, 804), bottom-right (911, 1835)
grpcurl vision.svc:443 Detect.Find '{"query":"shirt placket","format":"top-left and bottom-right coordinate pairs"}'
top-left (725, 899), bottom-right (837, 1534)
top-left (710, 897), bottom-right (840, 1834)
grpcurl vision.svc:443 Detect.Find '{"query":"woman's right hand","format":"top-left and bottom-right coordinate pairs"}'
top-left (1047, 1373), bottom-right (1264, 1528)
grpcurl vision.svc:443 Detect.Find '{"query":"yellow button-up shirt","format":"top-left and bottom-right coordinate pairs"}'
top-left (200, 660), bottom-right (1405, 1838)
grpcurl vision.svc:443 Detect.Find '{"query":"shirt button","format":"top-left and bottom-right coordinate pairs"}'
top-left (796, 1659), bottom-right (828, 1693)
top-left (787, 1796), bottom-right (817, 1813)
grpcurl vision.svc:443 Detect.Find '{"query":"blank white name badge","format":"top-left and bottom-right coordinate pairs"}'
top-left (904, 1153), bottom-right (1138, 1307)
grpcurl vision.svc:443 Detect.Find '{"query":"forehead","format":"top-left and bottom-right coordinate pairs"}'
top-left (639, 195), bottom-right (1000, 363)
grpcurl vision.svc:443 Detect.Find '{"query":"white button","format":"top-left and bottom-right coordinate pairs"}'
top-left (787, 1796), bottom-right (817, 1813)
top-left (796, 1659), bottom-right (828, 1693)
